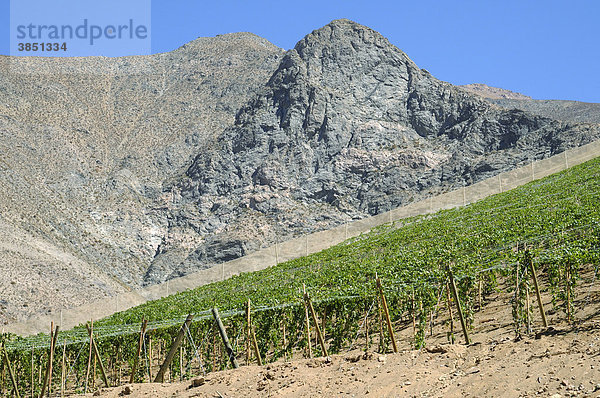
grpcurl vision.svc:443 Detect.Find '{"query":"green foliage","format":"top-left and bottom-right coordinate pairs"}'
top-left (4, 157), bottom-right (600, 396)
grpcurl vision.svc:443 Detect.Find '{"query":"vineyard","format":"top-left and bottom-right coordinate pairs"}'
top-left (1, 156), bottom-right (600, 396)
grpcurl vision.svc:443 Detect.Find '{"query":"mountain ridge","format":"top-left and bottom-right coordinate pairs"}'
top-left (1, 19), bottom-right (599, 324)
top-left (146, 19), bottom-right (600, 282)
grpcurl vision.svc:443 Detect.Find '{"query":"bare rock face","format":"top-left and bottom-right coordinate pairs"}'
top-left (460, 84), bottom-right (600, 124)
top-left (460, 84), bottom-right (532, 100)
top-left (146, 20), bottom-right (600, 282)
top-left (2, 19), bottom-right (599, 322)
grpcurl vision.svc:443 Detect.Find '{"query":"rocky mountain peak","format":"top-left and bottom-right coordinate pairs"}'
top-left (167, 21), bottom-right (600, 285)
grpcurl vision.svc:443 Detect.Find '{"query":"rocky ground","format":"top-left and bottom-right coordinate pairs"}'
top-left (77, 269), bottom-right (600, 398)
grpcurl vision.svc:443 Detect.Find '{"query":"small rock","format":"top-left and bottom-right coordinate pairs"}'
top-left (190, 377), bottom-right (205, 388)
top-left (377, 355), bottom-right (386, 363)
top-left (119, 386), bottom-right (131, 396)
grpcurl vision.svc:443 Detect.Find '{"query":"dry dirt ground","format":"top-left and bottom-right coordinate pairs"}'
top-left (78, 270), bottom-right (600, 398)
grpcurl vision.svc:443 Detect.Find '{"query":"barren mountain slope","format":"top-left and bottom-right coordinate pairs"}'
top-left (0, 33), bottom-right (284, 324)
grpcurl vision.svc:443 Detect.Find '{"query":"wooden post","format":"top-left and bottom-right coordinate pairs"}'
top-left (364, 307), bottom-right (370, 351)
top-left (526, 250), bottom-right (548, 327)
top-left (31, 346), bottom-right (34, 398)
top-left (303, 291), bottom-right (329, 358)
top-left (85, 323), bottom-right (109, 388)
top-left (147, 337), bottom-right (153, 382)
top-left (447, 266), bottom-right (471, 345)
top-left (376, 278), bottom-right (398, 353)
top-left (478, 276), bottom-right (483, 311)
top-left (212, 326), bottom-right (217, 372)
top-left (60, 340), bottom-right (66, 397)
top-left (282, 320), bottom-right (287, 361)
top-left (377, 294), bottom-right (385, 352)
top-left (1, 344), bottom-right (21, 398)
top-left (40, 323), bottom-right (58, 398)
top-left (84, 321), bottom-right (94, 393)
top-left (565, 267), bottom-right (571, 324)
top-left (411, 288), bottom-right (416, 337)
top-left (211, 308), bottom-right (239, 369)
top-left (92, 356), bottom-right (96, 391)
top-left (526, 287), bottom-right (531, 334)
top-left (245, 300), bottom-right (251, 365)
top-left (130, 319), bottom-right (148, 384)
top-left (251, 326), bottom-right (262, 366)
top-left (321, 308), bottom-right (327, 343)
top-left (302, 285), bottom-right (312, 358)
top-left (179, 345), bottom-right (183, 381)
top-left (446, 282), bottom-right (455, 343)
top-left (154, 314), bottom-right (194, 382)
top-left (515, 259), bottom-right (521, 336)
top-left (246, 300), bottom-right (262, 366)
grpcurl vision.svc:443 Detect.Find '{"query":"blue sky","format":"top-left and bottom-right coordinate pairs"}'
top-left (1, 0), bottom-right (599, 102)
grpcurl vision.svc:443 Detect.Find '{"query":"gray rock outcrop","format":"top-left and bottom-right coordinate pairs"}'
top-left (146, 20), bottom-right (600, 282)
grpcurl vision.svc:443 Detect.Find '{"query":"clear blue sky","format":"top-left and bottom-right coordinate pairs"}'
top-left (1, 0), bottom-right (599, 102)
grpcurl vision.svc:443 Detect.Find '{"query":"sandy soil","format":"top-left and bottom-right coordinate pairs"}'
top-left (76, 270), bottom-right (600, 398)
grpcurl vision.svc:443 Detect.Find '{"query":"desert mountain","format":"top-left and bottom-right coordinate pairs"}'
top-left (461, 84), bottom-right (600, 124)
top-left (1, 19), bottom-right (598, 324)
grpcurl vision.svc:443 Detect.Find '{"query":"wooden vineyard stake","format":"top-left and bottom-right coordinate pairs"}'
top-left (212, 325), bottom-right (217, 372)
top-left (84, 321), bottom-right (94, 393)
top-left (148, 338), bottom-right (153, 382)
top-left (85, 323), bottom-right (109, 388)
top-left (129, 318), bottom-right (148, 384)
top-left (179, 346), bottom-right (183, 381)
top-left (376, 277), bottom-right (398, 353)
top-left (154, 314), bottom-right (194, 382)
top-left (447, 266), bottom-right (471, 345)
top-left (251, 322), bottom-right (262, 366)
top-left (525, 250), bottom-right (548, 327)
top-left (60, 340), bottom-right (66, 397)
top-left (446, 281), bottom-right (455, 343)
top-left (515, 259), bottom-right (521, 336)
top-left (411, 288), bottom-right (416, 337)
top-left (1, 343), bottom-right (21, 398)
top-left (211, 308), bottom-right (239, 369)
top-left (478, 276), bottom-right (483, 311)
top-left (321, 308), bottom-right (327, 343)
top-left (565, 267), bottom-right (571, 324)
top-left (38, 355), bottom-right (42, 390)
top-left (31, 346), bottom-right (34, 398)
top-left (40, 323), bottom-right (59, 398)
top-left (282, 320), bottom-right (287, 361)
top-left (377, 295), bottom-right (384, 352)
top-left (364, 308), bottom-right (370, 351)
top-left (1, 355), bottom-right (4, 397)
top-left (303, 287), bottom-right (329, 358)
top-left (302, 285), bottom-right (312, 358)
top-left (245, 300), bottom-right (262, 366)
top-left (245, 300), bottom-right (251, 365)
top-left (92, 356), bottom-right (96, 390)
top-left (526, 287), bottom-right (531, 334)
